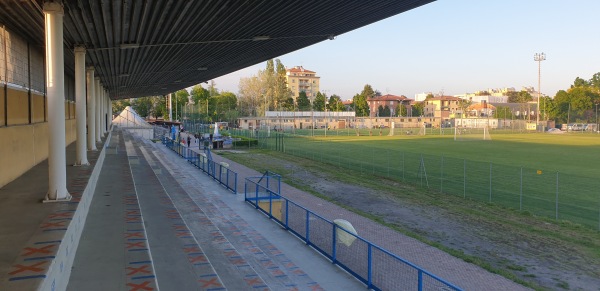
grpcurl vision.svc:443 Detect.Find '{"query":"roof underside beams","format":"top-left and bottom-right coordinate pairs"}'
top-left (0, 0), bottom-right (434, 100)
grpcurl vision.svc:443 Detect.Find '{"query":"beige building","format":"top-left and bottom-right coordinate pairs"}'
top-left (423, 96), bottom-right (462, 119)
top-left (285, 66), bottom-right (320, 100)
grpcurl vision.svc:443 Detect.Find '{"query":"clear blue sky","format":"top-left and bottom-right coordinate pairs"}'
top-left (213, 0), bottom-right (600, 101)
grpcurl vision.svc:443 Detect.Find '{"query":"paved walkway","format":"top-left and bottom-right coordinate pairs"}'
top-left (69, 128), bottom-right (362, 290)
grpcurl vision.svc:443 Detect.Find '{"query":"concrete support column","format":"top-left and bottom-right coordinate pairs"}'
top-left (86, 67), bottom-right (97, 150)
top-left (107, 96), bottom-right (111, 130)
top-left (74, 46), bottom-right (88, 165)
top-left (95, 79), bottom-right (101, 142)
top-left (44, 1), bottom-right (70, 201)
top-left (100, 90), bottom-right (105, 135)
top-left (103, 90), bottom-right (108, 134)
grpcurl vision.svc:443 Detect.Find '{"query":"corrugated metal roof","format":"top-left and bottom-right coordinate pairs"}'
top-left (0, 0), bottom-right (434, 99)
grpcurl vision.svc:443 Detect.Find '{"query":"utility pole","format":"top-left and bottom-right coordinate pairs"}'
top-left (534, 52), bottom-right (546, 131)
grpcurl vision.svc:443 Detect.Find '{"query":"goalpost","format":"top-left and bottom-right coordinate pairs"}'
top-left (418, 123), bottom-right (426, 136)
top-left (454, 126), bottom-right (492, 141)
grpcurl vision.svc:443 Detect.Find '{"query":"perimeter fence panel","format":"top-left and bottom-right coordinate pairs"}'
top-left (401, 152), bottom-right (423, 186)
top-left (464, 160), bottom-right (490, 202)
top-left (521, 167), bottom-right (556, 218)
top-left (439, 156), bottom-right (467, 198)
top-left (307, 213), bottom-right (333, 258)
top-left (489, 163), bottom-right (522, 209)
top-left (286, 201), bottom-right (308, 242)
top-left (334, 234), bottom-right (370, 286)
top-left (371, 246), bottom-right (418, 290)
top-left (555, 173), bottom-right (599, 227)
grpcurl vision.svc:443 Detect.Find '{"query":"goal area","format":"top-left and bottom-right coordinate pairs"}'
top-left (454, 127), bottom-right (492, 141)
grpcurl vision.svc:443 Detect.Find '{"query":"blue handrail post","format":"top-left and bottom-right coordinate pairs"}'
top-left (218, 164), bottom-right (222, 182)
top-left (234, 173), bottom-right (238, 193)
top-left (226, 169), bottom-right (230, 189)
top-left (285, 200), bottom-right (289, 230)
top-left (268, 190), bottom-right (273, 219)
top-left (367, 244), bottom-right (373, 289)
top-left (305, 210), bottom-right (310, 245)
top-left (254, 183), bottom-right (259, 209)
top-left (418, 270), bottom-right (423, 291)
top-left (332, 224), bottom-right (337, 264)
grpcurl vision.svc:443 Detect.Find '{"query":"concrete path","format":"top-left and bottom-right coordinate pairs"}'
top-left (69, 129), bottom-right (362, 290)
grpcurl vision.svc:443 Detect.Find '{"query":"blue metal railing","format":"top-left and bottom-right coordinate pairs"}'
top-left (162, 137), bottom-right (237, 193)
top-left (244, 172), bottom-right (462, 291)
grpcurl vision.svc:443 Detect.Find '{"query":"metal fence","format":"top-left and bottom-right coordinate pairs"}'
top-left (162, 137), bottom-right (237, 193)
top-left (246, 132), bottom-right (600, 230)
top-left (244, 172), bottom-right (462, 291)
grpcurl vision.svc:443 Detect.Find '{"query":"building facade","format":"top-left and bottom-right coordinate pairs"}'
top-left (366, 94), bottom-right (411, 117)
top-left (285, 66), bottom-right (320, 100)
top-left (423, 96), bottom-right (462, 119)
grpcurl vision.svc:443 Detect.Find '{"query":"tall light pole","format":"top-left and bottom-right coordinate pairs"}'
top-left (534, 52), bottom-right (546, 130)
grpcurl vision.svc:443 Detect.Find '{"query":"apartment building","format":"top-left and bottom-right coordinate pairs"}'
top-left (286, 66), bottom-right (320, 100)
top-left (366, 94), bottom-right (411, 117)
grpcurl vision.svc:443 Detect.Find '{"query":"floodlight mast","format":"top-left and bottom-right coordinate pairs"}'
top-left (534, 52), bottom-right (546, 130)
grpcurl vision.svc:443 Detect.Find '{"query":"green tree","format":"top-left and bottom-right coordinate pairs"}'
top-left (280, 97), bottom-right (295, 111)
top-left (507, 90), bottom-right (533, 103)
top-left (352, 93), bottom-right (369, 117)
top-left (131, 97), bottom-right (153, 118)
top-left (493, 105), bottom-right (514, 119)
top-left (273, 59), bottom-right (292, 110)
top-left (361, 84), bottom-right (375, 99)
top-left (550, 90), bottom-right (570, 123)
top-left (571, 77), bottom-right (590, 88)
top-left (173, 89), bottom-right (190, 121)
top-left (211, 91), bottom-right (237, 121)
top-left (327, 95), bottom-right (344, 111)
top-left (153, 96), bottom-right (167, 118)
top-left (411, 102), bottom-right (424, 117)
top-left (191, 85), bottom-right (210, 107)
top-left (313, 92), bottom-right (326, 111)
top-left (395, 104), bottom-right (407, 117)
top-left (112, 99), bottom-right (131, 114)
top-left (238, 75), bottom-right (262, 116)
top-left (382, 105), bottom-right (391, 117)
top-left (297, 91), bottom-right (311, 111)
top-left (589, 72), bottom-right (600, 89)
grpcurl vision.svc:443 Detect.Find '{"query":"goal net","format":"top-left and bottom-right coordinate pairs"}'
top-left (454, 127), bottom-right (492, 141)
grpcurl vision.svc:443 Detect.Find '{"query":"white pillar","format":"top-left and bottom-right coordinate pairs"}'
top-left (169, 93), bottom-right (173, 120)
top-left (104, 90), bottom-right (108, 134)
top-left (86, 67), bottom-right (97, 150)
top-left (74, 46), bottom-right (88, 165)
top-left (107, 97), bottom-right (111, 130)
top-left (44, 2), bottom-right (70, 201)
top-left (100, 89), bottom-right (105, 135)
top-left (95, 79), bottom-right (102, 142)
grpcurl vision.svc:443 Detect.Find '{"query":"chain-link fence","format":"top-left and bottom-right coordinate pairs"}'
top-left (244, 131), bottom-right (600, 230)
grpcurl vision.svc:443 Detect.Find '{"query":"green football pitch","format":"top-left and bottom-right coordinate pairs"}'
top-left (236, 128), bottom-right (600, 229)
